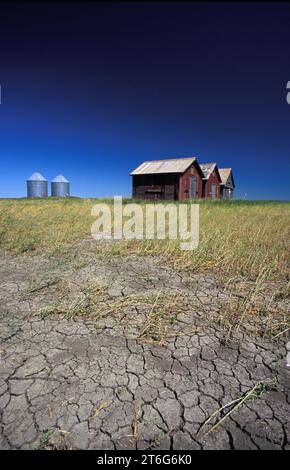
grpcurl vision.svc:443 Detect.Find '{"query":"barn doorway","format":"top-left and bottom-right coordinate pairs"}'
top-left (211, 184), bottom-right (217, 199)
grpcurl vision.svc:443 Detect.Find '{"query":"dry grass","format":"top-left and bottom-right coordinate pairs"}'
top-left (135, 290), bottom-right (201, 345)
top-left (20, 275), bottom-right (61, 299)
top-left (198, 377), bottom-right (279, 437)
top-left (131, 401), bottom-right (142, 447)
top-left (220, 295), bottom-right (290, 340)
top-left (1, 198), bottom-right (289, 337)
top-left (38, 280), bottom-right (197, 344)
top-left (39, 279), bottom-right (108, 319)
top-left (208, 268), bottom-right (290, 340)
top-left (0, 198), bottom-right (289, 282)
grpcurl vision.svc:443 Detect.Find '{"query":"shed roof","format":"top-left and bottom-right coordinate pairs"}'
top-left (219, 168), bottom-right (235, 187)
top-left (130, 157), bottom-right (196, 175)
top-left (219, 168), bottom-right (232, 184)
top-left (199, 163), bottom-right (216, 180)
top-left (52, 174), bottom-right (69, 183)
top-left (27, 172), bottom-right (47, 181)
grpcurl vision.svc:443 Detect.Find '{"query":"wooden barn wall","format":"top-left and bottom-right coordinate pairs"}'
top-left (221, 186), bottom-right (234, 198)
top-left (179, 163), bottom-right (203, 200)
top-left (132, 174), bottom-right (180, 200)
top-left (220, 173), bottom-right (234, 198)
top-left (203, 169), bottom-right (221, 198)
top-left (224, 173), bottom-right (234, 190)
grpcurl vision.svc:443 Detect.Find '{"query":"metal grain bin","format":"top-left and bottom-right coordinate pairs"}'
top-left (27, 172), bottom-right (48, 198)
top-left (51, 174), bottom-right (70, 197)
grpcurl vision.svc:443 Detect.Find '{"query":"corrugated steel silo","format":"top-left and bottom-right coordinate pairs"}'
top-left (51, 174), bottom-right (70, 197)
top-left (27, 172), bottom-right (48, 198)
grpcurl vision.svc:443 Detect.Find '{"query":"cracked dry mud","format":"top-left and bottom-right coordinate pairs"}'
top-left (0, 246), bottom-right (289, 450)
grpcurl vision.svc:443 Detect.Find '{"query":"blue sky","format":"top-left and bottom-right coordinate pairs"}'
top-left (0, 2), bottom-right (290, 199)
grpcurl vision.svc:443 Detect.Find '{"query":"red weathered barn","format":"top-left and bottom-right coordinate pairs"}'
top-left (199, 163), bottom-right (222, 199)
top-left (130, 157), bottom-right (204, 200)
top-left (219, 168), bottom-right (235, 198)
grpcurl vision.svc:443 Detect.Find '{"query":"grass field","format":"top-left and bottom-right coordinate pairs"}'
top-left (0, 197), bottom-right (289, 339)
top-left (0, 198), bottom-right (289, 281)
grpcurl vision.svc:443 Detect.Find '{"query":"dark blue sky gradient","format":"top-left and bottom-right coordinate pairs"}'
top-left (0, 1), bottom-right (290, 199)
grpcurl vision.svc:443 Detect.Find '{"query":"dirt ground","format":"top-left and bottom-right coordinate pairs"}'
top-left (0, 242), bottom-right (289, 450)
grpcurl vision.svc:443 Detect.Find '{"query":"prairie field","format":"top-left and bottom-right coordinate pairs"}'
top-left (0, 197), bottom-right (289, 337)
top-left (0, 198), bottom-right (289, 279)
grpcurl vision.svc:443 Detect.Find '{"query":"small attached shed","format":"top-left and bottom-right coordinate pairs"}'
top-left (219, 168), bottom-right (235, 198)
top-left (200, 163), bottom-right (222, 199)
top-left (130, 157), bottom-right (203, 200)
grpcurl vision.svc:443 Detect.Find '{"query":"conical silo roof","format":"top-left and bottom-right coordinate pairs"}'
top-left (52, 174), bottom-right (69, 183)
top-left (27, 172), bottom-right (47, 181)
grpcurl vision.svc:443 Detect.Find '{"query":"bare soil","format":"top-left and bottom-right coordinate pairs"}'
top-left (0, 242), bottom-right (289, 450)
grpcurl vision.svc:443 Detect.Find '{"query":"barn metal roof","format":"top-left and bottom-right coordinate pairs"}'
top-left (219, 168), bottom-right (232, 184)
top-left (27, 172), bottom-right (47, 181)
top-left (199, 163), bottom-right (216, 180)
top-left (130, 157), bottom-right (196, 175)
top-left (219, 168), bottom-right (235, 187)
top-left (52, 174), bottom-right (69, 183)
